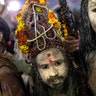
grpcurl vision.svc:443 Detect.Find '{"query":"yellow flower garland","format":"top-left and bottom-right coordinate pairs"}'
top-left (15, 0), bottom-right (68, 54)
top-left (39, 0), bottom-right (46, 5)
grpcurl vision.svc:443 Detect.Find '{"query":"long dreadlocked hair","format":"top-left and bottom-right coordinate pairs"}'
top-left (80, 0), bottom-right (96, 56)
top-left (79, 1), bottom-right (96, 96)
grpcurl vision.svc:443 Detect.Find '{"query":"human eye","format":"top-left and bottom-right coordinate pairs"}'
top-left (54, 60), bottom-right (64, 66)
top-left (92, 8), bottom-right (96, 12)
top-left (41, 64), bottom-right (49, 69)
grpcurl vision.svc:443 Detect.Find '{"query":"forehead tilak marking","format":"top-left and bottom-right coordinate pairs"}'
top-left (47, 53), bottom-right (51, 57)
top-left (47, 53), bottom-right (54, 65)
top-left (49, 59), bottom-right (53, 65)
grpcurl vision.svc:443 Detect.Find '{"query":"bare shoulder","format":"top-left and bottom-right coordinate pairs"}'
top-left (0, 65), bottom-right (12, 74)
top-left (0, 62), bottom-right (14, 80)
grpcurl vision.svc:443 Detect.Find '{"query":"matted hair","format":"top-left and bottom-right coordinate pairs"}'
top-left (80, 0), bottom-right (96, 56)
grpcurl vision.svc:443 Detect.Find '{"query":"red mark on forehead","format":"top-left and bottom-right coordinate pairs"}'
top-left (47, 53), bottom-right (53, 65)
top-left (49, 60), bottom-right (53, 65)
top-left (47, 53), bottom-right (51, 57)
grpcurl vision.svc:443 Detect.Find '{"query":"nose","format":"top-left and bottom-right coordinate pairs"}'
top-left (49, 66), bottom-right (58, 77)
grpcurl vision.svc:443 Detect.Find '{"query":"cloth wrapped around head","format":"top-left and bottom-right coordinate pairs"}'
top-left (15, 0), bottom-right (68, 59)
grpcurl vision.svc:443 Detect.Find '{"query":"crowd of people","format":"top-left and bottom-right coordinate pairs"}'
top-left (0, 0), bottom-right (96, 96)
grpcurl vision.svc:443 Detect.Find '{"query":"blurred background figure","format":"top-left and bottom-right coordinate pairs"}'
top-left (0, 0), bottom-right (9, 18)
top-left (0, 1), bottom-right (30, 96)
top-left (0, 0), bottom-right (24, 55)
top-left (0, 0), bottom-right (15, 55)
top-left (4, 0), bottom-right (25, 31)
top-left (3, 0), bottom-right (25, 48)
top-left (0, 0), bottom-right (32, 79)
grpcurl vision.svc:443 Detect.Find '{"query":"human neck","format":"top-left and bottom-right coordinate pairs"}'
top-left (48, 78), bottom-right (69, 96)
top-left (49, 88), bottom-right (67, 96)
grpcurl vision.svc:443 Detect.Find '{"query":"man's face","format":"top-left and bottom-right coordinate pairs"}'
top-left (88, 0), bottom-right (96, 32)
top-left (36, 48), bottom-right (68, 89)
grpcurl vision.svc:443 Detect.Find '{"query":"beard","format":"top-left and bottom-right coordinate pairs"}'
top-left (46, 75), bottom-right (68, 92)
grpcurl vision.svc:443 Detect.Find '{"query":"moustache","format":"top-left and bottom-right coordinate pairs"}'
top-left (47, 75), bottom-right (64, 84)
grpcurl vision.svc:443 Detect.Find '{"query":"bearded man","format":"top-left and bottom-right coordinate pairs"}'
top-left (15, 0), bottom-right (89, 96)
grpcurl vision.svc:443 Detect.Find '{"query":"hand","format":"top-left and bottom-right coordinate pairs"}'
top-left (64, 31), bottom-right (80, 53)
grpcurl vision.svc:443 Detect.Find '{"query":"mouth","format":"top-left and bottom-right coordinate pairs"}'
top-left (49, 78), bottom-right (64, 87)
top-left (49, 80), bottom-right (64, 90)
top-left (53, 79), bottom-right (61, 84)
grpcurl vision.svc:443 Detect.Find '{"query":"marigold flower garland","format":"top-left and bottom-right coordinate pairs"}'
top-left (15, 0), bottom-right (68, 54)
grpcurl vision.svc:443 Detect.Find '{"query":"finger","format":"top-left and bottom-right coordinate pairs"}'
top-left (65, 39), bottom-right (80, 45)
top-left (66, 44), bottom-right (79, 52)
top-left (69, 43), bottom-right (79, 49)
top-left (68, 47), bottom-right (79, 52)
top-left (66, 42), bottom-right (79, 50)
top-left (65, 36), bottom-right (76, 40)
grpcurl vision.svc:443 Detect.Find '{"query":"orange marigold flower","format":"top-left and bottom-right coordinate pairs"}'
top-left (39, 0), bottom-right (46, 4)
top-left (48, 10), bottom-right (55, 19)
top-left (63, 28), bottom-right (68, 33)
top-left (48, 18), bottom-right (58, 24)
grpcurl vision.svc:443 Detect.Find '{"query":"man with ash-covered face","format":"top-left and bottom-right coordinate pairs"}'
top-left (36, 48), bottom-right (69, 95)
top-left (15, 0), bottom-right (89, 96)
top-left (31, 47), bottom-right (85, 96)
top-left (31, 47), bottom-right (89, 96)
top-left (80, 0), bottom-right (96, 95)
